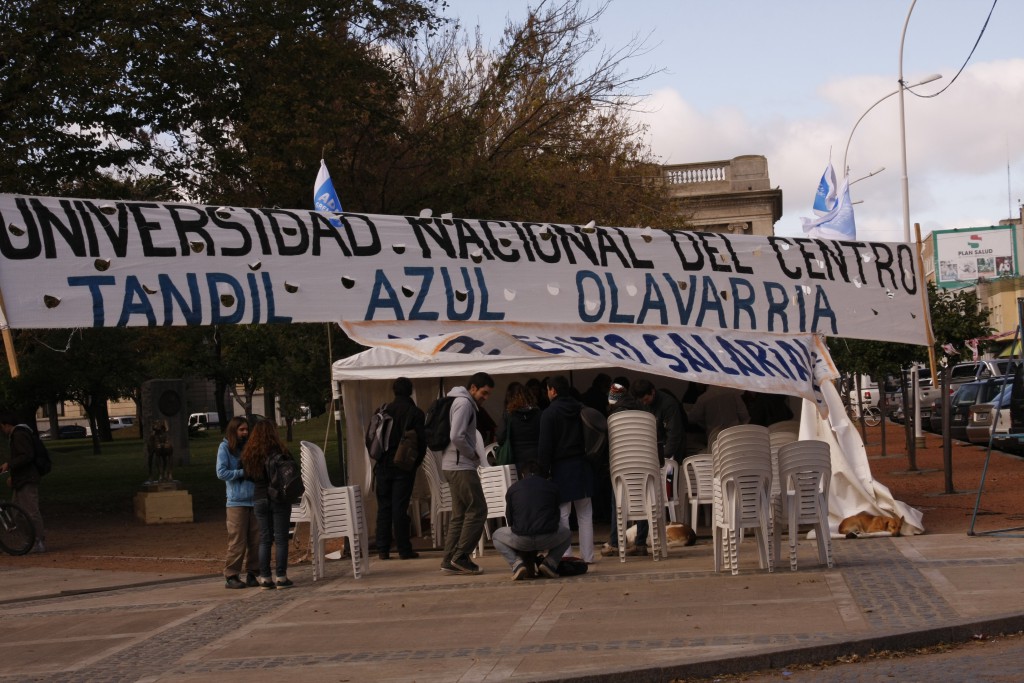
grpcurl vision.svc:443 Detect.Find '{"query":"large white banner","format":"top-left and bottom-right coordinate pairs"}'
top-left (342, 321), bottom-right (837, 407)
top-left (0, 194), bottom-right (931, 347)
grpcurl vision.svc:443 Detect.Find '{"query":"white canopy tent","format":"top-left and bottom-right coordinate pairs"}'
top-left (331, 345), bottom-right (924, 538)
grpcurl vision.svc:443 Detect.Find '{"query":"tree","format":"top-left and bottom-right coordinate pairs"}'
top-left (366, 0), bottom-right (676, 226)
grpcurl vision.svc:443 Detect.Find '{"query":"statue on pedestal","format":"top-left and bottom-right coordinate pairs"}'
top-left (147, 420), bottom-right (174, 483)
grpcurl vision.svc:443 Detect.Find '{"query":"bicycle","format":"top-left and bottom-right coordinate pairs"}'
top-left (846, 403), bottom-right (882, 427)
top-left (0, 500), bottom-right (36, 555)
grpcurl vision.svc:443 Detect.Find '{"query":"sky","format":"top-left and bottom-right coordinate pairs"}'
top-left (438, 0), bottom-right (1024, 242)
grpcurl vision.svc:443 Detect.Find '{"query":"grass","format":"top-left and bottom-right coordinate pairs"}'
top-left (16, 415), bottom-right (346, 520)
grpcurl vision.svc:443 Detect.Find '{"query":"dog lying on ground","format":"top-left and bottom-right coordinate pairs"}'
top-left (624, 522), bottom-right (697, 547)
top-left (838, 511), bottom-right (903, 538)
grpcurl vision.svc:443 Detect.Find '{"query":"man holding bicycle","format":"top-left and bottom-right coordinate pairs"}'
top-left (0, 413), bottom-right (45, 553)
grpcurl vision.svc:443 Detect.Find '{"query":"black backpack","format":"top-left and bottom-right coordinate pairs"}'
top-left (15, 425), bottom-right (51, 476)
top-left (267, 452), bottom-right (304, 504)
top-left (579, 406), bottom-right (608, 463)
top-left (424, 395), bottom-right (456, 451)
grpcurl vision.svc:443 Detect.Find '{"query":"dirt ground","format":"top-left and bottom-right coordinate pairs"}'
top-left (3, 422), bottom-right (1022, 576)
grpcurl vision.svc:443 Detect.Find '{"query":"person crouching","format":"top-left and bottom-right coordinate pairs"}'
top-left (491, 460), bottom-right (571, 580)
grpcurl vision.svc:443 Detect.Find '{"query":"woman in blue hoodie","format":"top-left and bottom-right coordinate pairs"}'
top-left (216, 417), bottom-right (258, 589)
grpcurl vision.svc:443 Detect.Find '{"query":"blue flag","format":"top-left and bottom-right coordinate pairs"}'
top-left (314, 159), bottom-right (343, 214)
top-left (812, 163), bottom-right (838, 216)
top-left (801, 176), bottom-right (856, 240)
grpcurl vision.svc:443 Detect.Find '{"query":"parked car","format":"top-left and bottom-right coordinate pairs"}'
top-left (949, 378), bottom-right (1010, 443)
top-left (40, 424), bottom-right (88, 440)
top-left (109, 416), bottom-right (135, 431)
top-left (188, 412), bottom-right (220, 433)
top-left (967, 383), bottom-right (1013, 447)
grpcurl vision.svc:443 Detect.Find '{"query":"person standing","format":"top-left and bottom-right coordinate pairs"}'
top-left (375, 377), bottom-right (426, 560)
top-left (689, 385), bottom-right (750, 449)
top-left (491, 460), bottom-right (571, 580)
top-left (216, 416), bottom-right (259, 589)
top-left (498, 382), bottom-right (541, 478)
top-left (630, 379), bottom-right (688, 464)
top-left (241, 419), bottom-right (295, 589)
top-left (539, 376), bottom-right (594, 564)
top-left (0, 413), bottom-right (45, 553)
top-left (440, 372), bottom-right (494, 575)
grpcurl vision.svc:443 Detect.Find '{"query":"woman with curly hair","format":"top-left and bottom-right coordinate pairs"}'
top-left (499, 382), bottom-right (542, 478)
top-left (241, 419), bottom-right (294, 589)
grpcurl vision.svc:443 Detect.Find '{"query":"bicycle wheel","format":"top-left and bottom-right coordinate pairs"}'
top-left (862, 406), bottom-right (882, 427)
top-left (0, 502), bottom-right (36, 555)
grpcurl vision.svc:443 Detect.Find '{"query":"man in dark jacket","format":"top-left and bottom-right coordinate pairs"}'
top-left (491, 461), bottom-right (571, 580)
top-left (374, 378), bottom-right (427, 560)
top-left (630, 378), bottom-right (687, 464)
top-left (538, 375), bottom-right (594, 563)
top-left (0, 412), bottom-right (45, 553)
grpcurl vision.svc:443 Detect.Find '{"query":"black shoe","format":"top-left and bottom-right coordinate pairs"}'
top-left (378, 551), bottom-right (391, 560)
top-left (244, 573), bottom-right (259, 588)
top-left (399, 551), bottom-right (420, 560)
top-left (275, 576), bottom-right (294, 589)
top-left (258, 577), bottom-right (275, 590)
top-left (225, 575), bottom-right (246, 589)
top-left (537, 562), bottom-right (559, 579)
top-left (440, 559), bottom-right (459, 574)
top-left (451, 555), bottom-right (483, 575)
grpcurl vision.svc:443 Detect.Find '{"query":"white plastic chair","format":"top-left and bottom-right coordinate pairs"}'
top-left (681, 454), bottom-right (713, 529)
top-left (299, 441), bottom-right (370, 580)
top-left (768, 430), bottom-right (798, 529)
top-left (420, 449), bottom-right (452, 549)
top-left (773, 440), bottom-right (834, 571)
top-left (474, 464), bottom-right (517, 556)
top-left (711, 425), bottom-right (773, 575)
top-left (607, 411), bottom-right (669, 562)
top-left (662, 459), bottom-right (682, 523)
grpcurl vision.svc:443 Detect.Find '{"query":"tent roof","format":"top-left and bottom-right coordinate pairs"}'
top-left (331, 345), bottom-right (611, 382)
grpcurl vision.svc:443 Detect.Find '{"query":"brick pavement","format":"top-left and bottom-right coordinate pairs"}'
top-left (2, 531), bottom-right (1023, 682)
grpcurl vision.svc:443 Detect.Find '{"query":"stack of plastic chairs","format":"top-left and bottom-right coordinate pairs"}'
top-left (768, 429), bottom-right (799, 530)
top-left (773, 440), bottom-right (834, 571)
top-left (420, 449), bottom-right (452, 549)
top-left (474, 464), bottom-right (517, 556)
top-left (681, 453), bottom-right (713, 529)
top-left (607, 410), bottom-right (669, 562)
top-left (711, 425), bottom-right (773, 575)
top-left (299, 441), bottom-right (370, 580)
top-left (662, 458), bottom-right (683, 523)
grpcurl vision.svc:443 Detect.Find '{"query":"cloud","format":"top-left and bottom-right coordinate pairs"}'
top-left (634, 59), bottom-right (1024, 241)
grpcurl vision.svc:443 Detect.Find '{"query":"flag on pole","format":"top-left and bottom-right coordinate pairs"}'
top-left (314, 159), bottom-right (343, 214)
top-left (800, 176), bottom-right (857, 240)
top-left (812, 163), bottom-right (838, 216)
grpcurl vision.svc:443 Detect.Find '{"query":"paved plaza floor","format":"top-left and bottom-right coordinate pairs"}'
top-left (2, 530), bottom-right (1023, 682)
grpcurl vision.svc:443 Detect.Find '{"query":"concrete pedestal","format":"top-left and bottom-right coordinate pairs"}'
top-left (134, 489), bottom-right (193, 524)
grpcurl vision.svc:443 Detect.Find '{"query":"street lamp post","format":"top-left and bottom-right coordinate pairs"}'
top-left (898, 0), bottom-right (919, 244)
top-left (842, 74), bottom-right (941, 180)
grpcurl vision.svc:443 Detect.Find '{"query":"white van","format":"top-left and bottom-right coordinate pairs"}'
top-left (109, 416), bottom-right (136, 431)
top-left (188, 412), bottom-right (220, 431)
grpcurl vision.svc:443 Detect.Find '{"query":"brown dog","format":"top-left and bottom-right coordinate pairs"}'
top-left (665, 523), bottom-right (697, 546)
top-left (838, 511), bottom-right (903, 538)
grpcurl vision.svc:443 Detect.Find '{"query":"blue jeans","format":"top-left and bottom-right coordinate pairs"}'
top-left (492, 526), bottom-right (572, 571)
top-left (609, 503), bottom-right (649, 547)
top-left (254, 498), bottom-right (291, 578)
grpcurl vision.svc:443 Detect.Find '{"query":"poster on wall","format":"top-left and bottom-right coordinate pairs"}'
top-left (933, 225), bottom-right (1017, 289)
